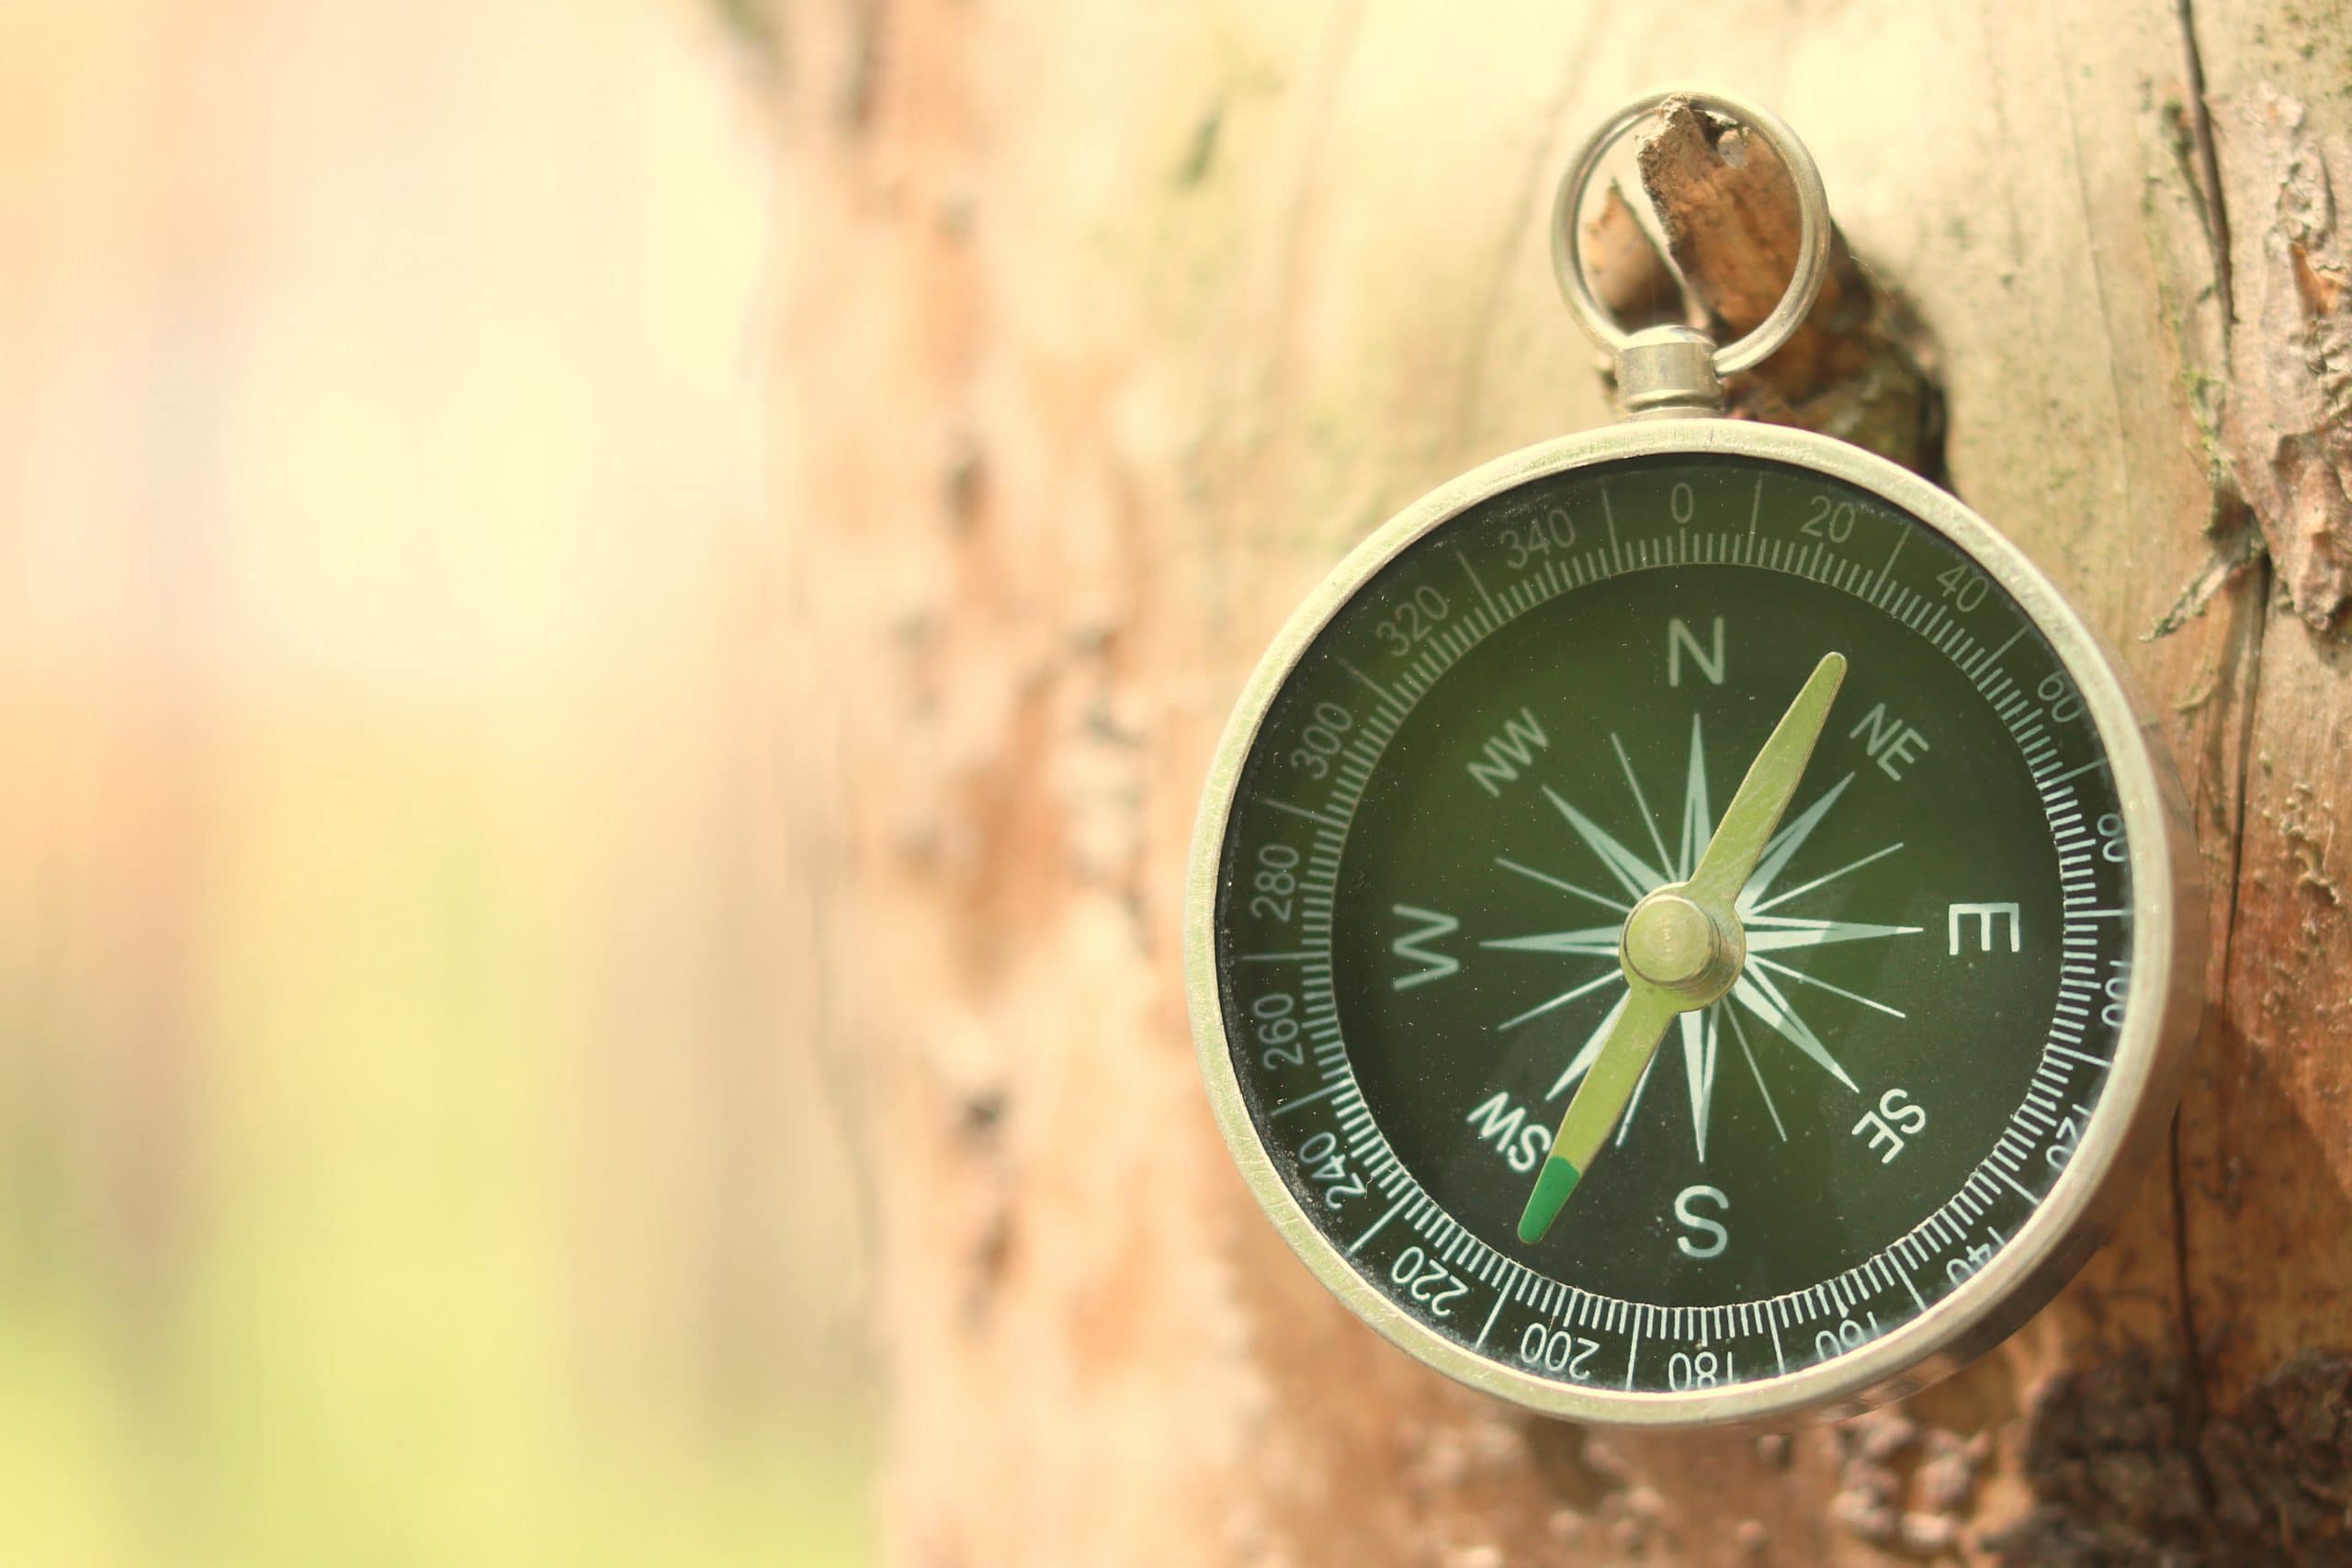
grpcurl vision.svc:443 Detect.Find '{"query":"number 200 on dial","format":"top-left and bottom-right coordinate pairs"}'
top-left (1185, 422), bottom-right (2200, 1426)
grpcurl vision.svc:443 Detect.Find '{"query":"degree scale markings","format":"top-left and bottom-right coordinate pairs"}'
top-left (1224, 462), bottom-right (2133, 1391)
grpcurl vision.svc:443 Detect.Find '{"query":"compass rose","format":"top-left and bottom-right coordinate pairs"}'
top-left (1487, 711), bottom-right (1920, 1161)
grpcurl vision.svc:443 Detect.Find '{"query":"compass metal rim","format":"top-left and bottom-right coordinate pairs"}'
top-left (1183, 417), bottom-right (2204, 1428)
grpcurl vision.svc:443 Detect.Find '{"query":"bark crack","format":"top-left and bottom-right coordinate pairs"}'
top-left (2145, 0), bottom-right (2263, 645)
top-left (2172, 0), bottom-right (2234, 334)
top-left (2167, 0), bottom-right (2272, 1458)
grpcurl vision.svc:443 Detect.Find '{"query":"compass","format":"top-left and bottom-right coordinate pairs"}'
top-left (1184, 90), bottom-right (2201, 1427)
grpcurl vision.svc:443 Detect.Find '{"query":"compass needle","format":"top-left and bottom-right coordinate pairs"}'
top-left (1685, 653), bottom-right (1849, 909)
top-left (1546, 989), bottom-right (1630, 1100)
top-left (1737, 774), bottom-right (1855, 912)
top-left (1518, 653), bottom-right (1849, 1243)
top-left (1518, 984), bottom-right (1679, 1243)
top-left (1193, 89), bottom-right (2197, 1424)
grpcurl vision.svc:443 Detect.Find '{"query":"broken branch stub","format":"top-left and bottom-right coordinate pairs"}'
top-left (1600, 96), bottom-right (1942, 477)
top-left (1585, 183), bottom-right (1687, 339)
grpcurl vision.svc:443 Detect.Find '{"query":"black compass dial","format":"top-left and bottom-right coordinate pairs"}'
top-left (1212, 453), bottom-right (2134, 1395)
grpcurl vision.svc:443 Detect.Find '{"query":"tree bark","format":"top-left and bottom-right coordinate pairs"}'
top-left (768, 1), bottom-right (2352, 1561)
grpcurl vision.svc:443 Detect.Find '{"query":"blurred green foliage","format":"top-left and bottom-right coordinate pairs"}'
top-left (0, 1), bottom-right (876, 1562)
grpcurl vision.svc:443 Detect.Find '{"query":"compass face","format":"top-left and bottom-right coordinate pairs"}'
top-left (1199, 442), bottom-right (2167, 1411)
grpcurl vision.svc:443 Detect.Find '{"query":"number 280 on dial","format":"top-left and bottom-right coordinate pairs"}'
top-left (1185, 422), bottom-right (2200, 1427)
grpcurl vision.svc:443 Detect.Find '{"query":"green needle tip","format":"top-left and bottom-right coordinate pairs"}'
top-left (1516, 1154), bottom-right (1581, 1245)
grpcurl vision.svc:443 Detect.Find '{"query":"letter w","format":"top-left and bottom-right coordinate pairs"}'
top-left (1390, 905), bottom-right (1460, 990)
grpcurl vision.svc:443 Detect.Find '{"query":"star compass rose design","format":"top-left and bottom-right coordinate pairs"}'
top-left (1487, 712), bottom-right (1921, 1164)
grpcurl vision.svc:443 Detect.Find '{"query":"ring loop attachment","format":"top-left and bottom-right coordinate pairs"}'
top-left (1552, 87), bottom-right (1832, 410)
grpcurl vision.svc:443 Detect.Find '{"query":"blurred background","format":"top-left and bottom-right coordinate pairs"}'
top-left (0, 2), bottom-right (875, 1563)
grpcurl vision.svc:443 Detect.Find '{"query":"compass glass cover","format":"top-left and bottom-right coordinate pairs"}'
top-left (1211, 452), bottom-right (2134, 1396)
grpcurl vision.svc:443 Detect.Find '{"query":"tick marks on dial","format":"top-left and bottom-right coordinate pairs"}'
top-left (1453, 545), bottom-right (1501, 619)
top-left (1334, 655), bottom-right (1404, 710)
top-left (1262, 797), bottom-right (1344, 830)
top-left (1268, 1077), bottom-right (1353, 1120)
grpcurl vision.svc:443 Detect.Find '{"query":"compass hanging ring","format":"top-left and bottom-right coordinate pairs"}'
top-left (1550, 87), bottom-right (1833, 412)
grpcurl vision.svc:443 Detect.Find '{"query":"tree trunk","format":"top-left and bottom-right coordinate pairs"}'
top-left (770, 1), bottom-right (2352, 1561)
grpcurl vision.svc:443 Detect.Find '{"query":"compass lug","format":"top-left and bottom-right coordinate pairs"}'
top-left (1615, 325), bottom-right (1725, 419)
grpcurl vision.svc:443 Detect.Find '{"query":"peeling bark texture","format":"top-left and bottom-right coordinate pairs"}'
top-left (764, 0), bottom-right (2352, 1562)
top-left (2218, 82), bottom-right (2352, 630)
